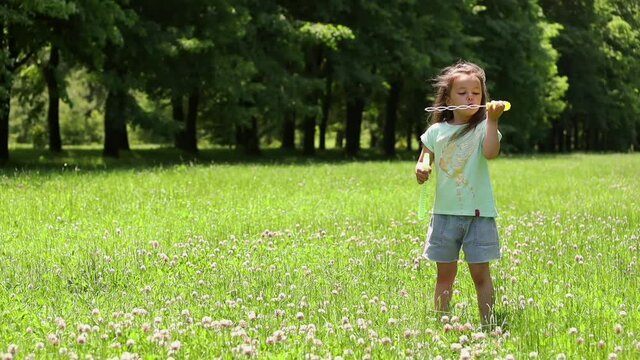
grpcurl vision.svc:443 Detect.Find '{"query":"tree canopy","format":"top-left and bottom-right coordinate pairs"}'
top-left (2, 0), bottom-right (638, 161)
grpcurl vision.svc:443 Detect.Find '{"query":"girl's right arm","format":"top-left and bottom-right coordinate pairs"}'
top-left (415, 145), bottom-right (434, 184)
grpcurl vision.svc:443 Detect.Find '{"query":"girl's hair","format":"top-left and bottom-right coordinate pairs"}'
top-left (429, 60), bottom-right (489, 141)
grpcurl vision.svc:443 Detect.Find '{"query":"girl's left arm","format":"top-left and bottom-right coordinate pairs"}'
top-left (483, 101), bottom-right (505, 159)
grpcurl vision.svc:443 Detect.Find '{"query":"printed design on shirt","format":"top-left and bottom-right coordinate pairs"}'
top-left (438, 127), bottom-right (482, 204)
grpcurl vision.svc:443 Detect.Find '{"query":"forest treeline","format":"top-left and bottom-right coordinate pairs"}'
top-left (1, 0), bottom-right (638, 160)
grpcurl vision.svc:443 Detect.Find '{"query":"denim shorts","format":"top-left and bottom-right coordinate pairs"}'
top-left (423, 214), bottom-right (501, 263)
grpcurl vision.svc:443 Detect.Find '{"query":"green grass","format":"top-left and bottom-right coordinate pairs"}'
top-left (0, 151), bottom-right (639, 359)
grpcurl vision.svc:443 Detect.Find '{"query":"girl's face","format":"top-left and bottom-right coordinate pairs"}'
top-left (446, 73), bottom-right (483, 119)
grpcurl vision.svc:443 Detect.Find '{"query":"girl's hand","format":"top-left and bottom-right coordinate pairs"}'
top-left (486, 100), bottom-right (506, 122)
top-left (416, 162), bottom-right (432, 184)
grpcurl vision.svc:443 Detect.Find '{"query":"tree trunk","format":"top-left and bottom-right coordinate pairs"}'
top-left (236, 118), bottom-right (261, 155)
top-left (117, 96), bottom-right (129, 151)
top-left (335, 130), bottom-right (343, 149)
top-left (172, 93), bottom-right (185, 149)
top-left (303, 115), bottom-right (315, 155)
top-left (0, 90), bottom-right (8, 161)
top-left (184, 89), bottom-right (199, 153)
top-left (43, 46), bottom-right (62, 152)
top-left (103, 90), bottom-right (127, 157)
top-left (319, 71), bottom-right (333, 150)
top-left (345, 97), bottom-right (365, 156)
top-left (281, 111), bottom-right (295, 150)
top-left (383, 81), bottom-right (401, 156)
top-left (0, 25), bottom-right (11, 161)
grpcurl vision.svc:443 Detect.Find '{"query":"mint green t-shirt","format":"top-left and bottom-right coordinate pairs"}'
top-left (420, 120), bottom-right (501, 217)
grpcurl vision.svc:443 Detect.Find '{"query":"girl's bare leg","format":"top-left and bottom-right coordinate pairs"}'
top-left (435, 262), bottom-right (458, 312)
top-left (468, 262), bottom-right (495, 326)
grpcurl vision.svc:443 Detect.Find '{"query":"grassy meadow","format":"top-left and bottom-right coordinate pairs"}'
top-left (0, 150), bottom-right (638, 359)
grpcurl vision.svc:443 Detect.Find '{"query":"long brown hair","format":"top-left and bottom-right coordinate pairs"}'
top-left (429, 60), bottom-right (489, 141)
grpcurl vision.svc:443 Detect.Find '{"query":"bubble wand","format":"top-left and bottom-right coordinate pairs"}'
top-left (424, 101), bottom-right (511, 113)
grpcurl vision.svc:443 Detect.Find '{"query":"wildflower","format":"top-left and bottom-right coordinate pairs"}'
top-left (614, 324), bottom-right (623, 334)
top-left (404, 329), bottom-right (417, 338)
top-left (471, 332), bottom-right (486, 341)
top-left (77, 335), bottom-right (87, 345)
top-left (47, 334), bottom-right (60, 346)
top-left (568, 327), bottom-right (578, 335)
top-left (55, 317), bottom-right (66, 330)
top-left (170, 341), bottom-right (181, 352)
top-left (529, 352), bottom-right (538, 358)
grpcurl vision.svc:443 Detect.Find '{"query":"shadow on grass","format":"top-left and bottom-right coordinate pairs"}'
top-left (0, 146), bottom-right (422, 173)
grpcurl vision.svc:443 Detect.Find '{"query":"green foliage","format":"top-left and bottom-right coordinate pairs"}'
top-left (540, 0), bottom-right (640, 151)
top-left (3, 0), bottom-right (639, 155)
top-left (299, 22), bottom-right (354, 50)
top-left (463, 0), bottom-right (568, 152)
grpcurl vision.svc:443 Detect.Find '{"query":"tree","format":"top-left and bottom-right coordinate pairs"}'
top-left (539, 0), bottom-right (639, 152)
top-left (466, 0), bottom-right (567, 152)
top-left (0, 0), bottom-right (78, 160)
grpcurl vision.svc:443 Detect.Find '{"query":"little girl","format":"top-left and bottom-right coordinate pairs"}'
top-left (415, 60), bottom-right (506, 326)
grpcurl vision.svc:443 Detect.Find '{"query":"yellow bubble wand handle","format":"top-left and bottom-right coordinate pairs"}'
top-left (425, 101), bottom-right (511, 113)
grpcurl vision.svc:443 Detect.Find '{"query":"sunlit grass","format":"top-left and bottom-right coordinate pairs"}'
top-left (0, 152), bottom-right (638, 359)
